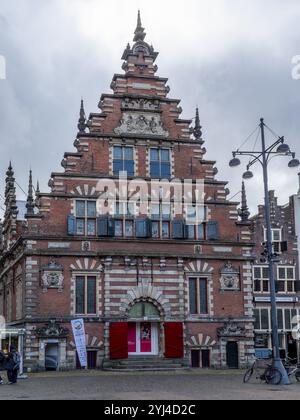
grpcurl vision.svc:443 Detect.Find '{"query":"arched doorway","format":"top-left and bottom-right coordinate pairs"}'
top-left (128, 302), bottom-right (161, 357)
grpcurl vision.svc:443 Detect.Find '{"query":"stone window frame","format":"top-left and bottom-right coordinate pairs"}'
top-left (148, 147), bottom-right (173, 179)
top-left (187, 273), bottom-right (214, 319)
top-left (70, 271), bottom-right (102, 317)
top-left (109, 143), bottom-right (138, 178)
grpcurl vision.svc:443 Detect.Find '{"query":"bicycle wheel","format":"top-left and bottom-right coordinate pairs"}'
top-left (264, 367), bottom-right (282, 385)
top-left (243, 369), bottom-right (254, 383)
top-left (295, 370), bottom-right (300, 383)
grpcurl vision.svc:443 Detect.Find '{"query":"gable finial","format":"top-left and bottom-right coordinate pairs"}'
top-left (239, 181), bottom-right (250, 222)
top-left (193, 107), bottom-right (204, 144)
top-left (134, 10), bottom-right (146, 42)
top-left (78, 99), bottom-right (87, 133)
top-left (26, 169), bottom-right (35, 216)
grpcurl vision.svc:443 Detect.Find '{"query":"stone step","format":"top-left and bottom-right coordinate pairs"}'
top-left (103, 357), bottom-right (190, 371)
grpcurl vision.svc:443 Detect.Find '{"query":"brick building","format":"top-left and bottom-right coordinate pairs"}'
top-left (251, 189), bottom-right (300, 362)
top-left (0, 13), bottom-right (255, 371)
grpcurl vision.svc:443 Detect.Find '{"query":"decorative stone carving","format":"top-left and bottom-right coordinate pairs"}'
top-left (217, 322), bottom-right (246, 338)
top-left (122, 98), bottom-right (160, 111)
top-left (220, 262), bottom-right (240, 291)
top-left (37, 320), bottom-right (69, 339)
top-left (114, 113), bottom-right (169, 137)
top-left (82, 241), bottom-right (91, 252)
top-left (41, 260), bottom-right (64, 292)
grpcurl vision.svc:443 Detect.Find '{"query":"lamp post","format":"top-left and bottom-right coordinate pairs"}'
top-left (229, 118), bottom-right (300, 385)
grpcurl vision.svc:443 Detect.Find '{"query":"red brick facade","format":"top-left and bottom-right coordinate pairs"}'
top-left (0, 14), bottom-right (255, 371)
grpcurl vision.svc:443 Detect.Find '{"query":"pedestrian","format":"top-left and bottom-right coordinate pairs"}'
top-left (6, 346), bottom-right (21, 385)
top-left (0, 351), bottom-right (5, 385)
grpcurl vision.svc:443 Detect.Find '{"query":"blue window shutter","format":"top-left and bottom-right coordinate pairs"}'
top-left (146, 219), bottom-right (152, 237)
top-left (67, 215), bottom-right (76, 235)
top-left (97, 217), bottom-right (107, 237)
top-left (136, 220), bottom-right (144, 238)
top-left (98, 217), bottom-right (115, 237)
top-left (172, 220), bottom-right (185, 239)
top-left (207, 221), bottom-right (219, 240)
top-left (136, 219), bottom-right (151, 238)
top-left (108, 218), bottom-right (115, 237)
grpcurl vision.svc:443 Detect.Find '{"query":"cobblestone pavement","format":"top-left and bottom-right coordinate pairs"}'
top-left (0, 370), bottom-right (299, 400)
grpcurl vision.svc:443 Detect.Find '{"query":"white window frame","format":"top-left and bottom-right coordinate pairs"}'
top-left (253, 266), bottom-right (270, 294)
top-left (254, 307), bottom-right (271, 331)
top-left (264, 228), bottom-right (282, 254)
top-left (277, 266), bottom-right (296, 294)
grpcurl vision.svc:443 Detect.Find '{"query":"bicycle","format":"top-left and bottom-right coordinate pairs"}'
top-left (284, 357), bottom-right (300, 383)
top-left (243, 359), bottom-right (282, 385)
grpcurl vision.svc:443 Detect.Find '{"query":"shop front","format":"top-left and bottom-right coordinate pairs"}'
top-left (0, 328), bottom-right (26, 374)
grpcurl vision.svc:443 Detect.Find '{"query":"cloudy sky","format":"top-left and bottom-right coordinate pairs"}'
top-left (0, 0), bottom-right (300, 218)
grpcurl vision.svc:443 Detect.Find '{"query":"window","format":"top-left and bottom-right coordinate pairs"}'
top-left (150, 203), bottom-right (171, 239)
top-left (75, 276), bottom-right (97, 315)
top-left (189, 278), bottom-right (208, 315)
top-left (277, 266), bottom-right (296, 293)
top-left (254, 308), bottom-right (270, 331)
top-left (128, 302), bottom-right (160, 319)
top-left (253, 266), bottom-right (270, 293)
top-left (185, 205), bottom-right (207, 240)
top-left (150, 149), bottom-right (171, 178)
top-left (254, 308), bottom-right (298, 332)
top-left (113, 201), bottom-right (136, 238)
top-left (75, 201), bottom-right (97, 236)
top-left (264, 228), bottom-right (282, 254)
top-left (113, 146), bottom-right (135, 176)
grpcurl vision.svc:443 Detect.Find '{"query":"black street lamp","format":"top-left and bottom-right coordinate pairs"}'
top-left (229, 118), bottom-right (300, 386)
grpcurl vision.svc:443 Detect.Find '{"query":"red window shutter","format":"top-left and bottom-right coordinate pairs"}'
top-left (164, 322), bottom-right (184, 359)
top-left (110, 323), bottom-right (129, 360)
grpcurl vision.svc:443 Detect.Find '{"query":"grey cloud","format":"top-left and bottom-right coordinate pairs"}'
top-left (0, 0), bottom-right (300, 218)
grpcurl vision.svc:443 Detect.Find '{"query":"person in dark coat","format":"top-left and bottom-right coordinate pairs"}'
top-left (6, 346), bottom-right (20, 385)
top-left (0, 351), bottom-right (6, 385)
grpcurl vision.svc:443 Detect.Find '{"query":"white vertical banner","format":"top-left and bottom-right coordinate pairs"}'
top-left (71, 319), bottom-right (88, 368)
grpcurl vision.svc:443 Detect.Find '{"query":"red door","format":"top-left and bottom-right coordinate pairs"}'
top-left (164, 322), bottom-right (184, 359)
top-left (110, 323), bottom-right (128, 360)
top-left (128, 323), bottom-right (137, 353)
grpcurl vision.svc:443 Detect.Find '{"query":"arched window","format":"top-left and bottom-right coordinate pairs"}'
top-left (128, 302), bottom-right (160, 319)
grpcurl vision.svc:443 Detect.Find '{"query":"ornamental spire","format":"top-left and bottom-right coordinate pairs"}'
top-left (4, 161), bottom-right (18, 216)
top-left (134, 10), bottom-right (146, 42)
top-left (193, 107), bottom-right (204, 144)
top-left (239, 181), bottom-right (250, 222)
top-left (26, 169), bottom-right (35, 216)
top-left (77, 99), bottom-right (86, 134)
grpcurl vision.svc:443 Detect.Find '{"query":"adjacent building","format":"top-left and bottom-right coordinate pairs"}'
top-left (252, 190), bottom-right (300, 361)
top-left (0, 13), bottom-right (255, 371)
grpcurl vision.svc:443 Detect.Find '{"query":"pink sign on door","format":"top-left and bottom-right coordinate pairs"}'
top-left (140, 323), bottom-right (152, 353)
top-left (128, 323), bottom-right (137, 353)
